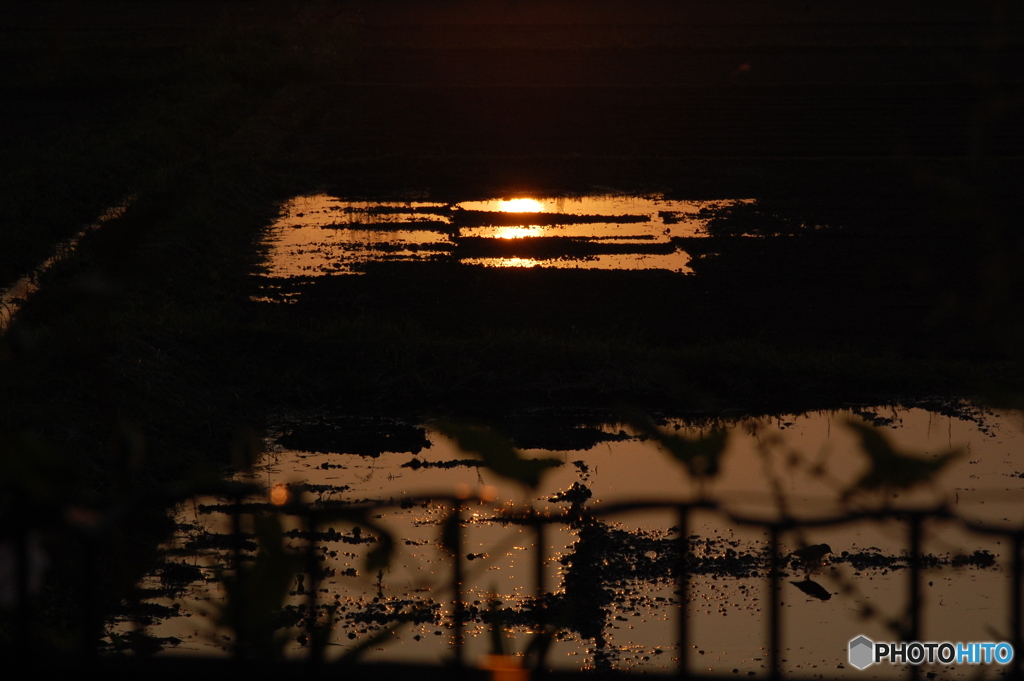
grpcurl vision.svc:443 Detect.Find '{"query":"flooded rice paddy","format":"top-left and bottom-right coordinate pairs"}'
top-left (257, 194), bottom-right (746, 289)
top-left (123, 405), bottom-right (1024, 678)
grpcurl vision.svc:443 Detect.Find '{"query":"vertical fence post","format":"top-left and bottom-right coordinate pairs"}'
top-left (1012, 532), bottom-right (1022, 679)
top-left (676, 505), bottom-right (690, 679)
top-left (908, 514), bottom-right (922, 681)
top-left (232, 490), bottom-right (243, 660)
top-left (534, 513), bottom-right (546, 611)
top-left (769, 525), bottom-right (781, 681)
top-left (305, 509), bottom-right (322, 666)
top-left (533, 513), bottom-right (550, 671)
top-left (452, 498), bottom-right (464, 668)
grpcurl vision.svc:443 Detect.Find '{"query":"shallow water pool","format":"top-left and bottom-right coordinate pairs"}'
top-left (122, 405), bottom-right (1024, 678)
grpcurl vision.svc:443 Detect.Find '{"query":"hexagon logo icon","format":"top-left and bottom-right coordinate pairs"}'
top-left (849, 635), bottom-right (875, 670)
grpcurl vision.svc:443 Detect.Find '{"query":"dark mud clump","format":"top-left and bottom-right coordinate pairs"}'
top-left (184, 532), bottom-right (257, 553)
top-left (284, 528), bottom-right (376, 544)
top-left (277, 417), bottom-right (429, 457)
top-left (572, 460), bottom-right (591, 480)
top-left (951, 550), bottom-right (997, 568)
top-left (158, 561), bottom-right (205, 587)
top-left (549, 482), bottom-right (593, 505)
top-left (402, 457), bottom-right (483, 470)
top-left (503, 417), bottom-right (633, 452)
top-left (851, 408), bottom-right (900, 428)
top-left (104, 630), bottom-right (183, 655)
top-left (700, 200), bottom-right (839, 237)
top-left (831, 547), bottom-right (994, 572)
top-left (297, 482), bottom-right (351, 496)
top-left (111, 600), bottom-right (183, 624)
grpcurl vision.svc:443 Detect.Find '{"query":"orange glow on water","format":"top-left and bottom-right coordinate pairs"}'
top-left (495, 198), bottom-right (544, 213)
top-left (270, 483), bottom-right (290, 506)
top-left (256, 193), bottom-right (743, 283)
top-left (138, 406), bottom-right (1023, 667)
top-left (493, 226), bottom-right (544, 239)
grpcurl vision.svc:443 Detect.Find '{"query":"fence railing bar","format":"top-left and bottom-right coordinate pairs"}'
top-left (908, 513), bottom-right (922, 681)
top-left (676, 505), bottom-right (690, 680)
top-left (305, 510), bottom-right (322, 666)
top-left (241, 494), bottom-right (1013, 543)
top-left (101, 486), bottom-right (1024, 674)
top-left (451, 498), bottom-right (464, 669)
top-left (1013, 533), bottom-right (1022, 680)
top-left (534, 514), bottom-right (546, 608)
top-left (533, 515), bottom-right (551, 672)
top-left (769, 526), bottom-right (781, 681)
top-left (231, 491), bottom-right (244, 661)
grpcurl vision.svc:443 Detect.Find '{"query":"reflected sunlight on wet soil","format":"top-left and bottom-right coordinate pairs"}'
top-left (255, 194), bottom-right (747, 285)
top-left (124, 406), bottom-right (1024, 678)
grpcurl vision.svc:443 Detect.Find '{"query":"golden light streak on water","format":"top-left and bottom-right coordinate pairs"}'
top-left (256, 193), bottom-right (739, 286)
top-left (495, 199), bottom-right (545, 213)
top-left (492, 226), bottom-right (545, 239)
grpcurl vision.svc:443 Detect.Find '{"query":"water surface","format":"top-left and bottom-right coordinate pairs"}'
top-left (122, 405), bottom-right (1024, 677)
top-left (257, 194), bottom-right (746, 285)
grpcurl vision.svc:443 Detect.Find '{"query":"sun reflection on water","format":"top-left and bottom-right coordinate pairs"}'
top-left (492, 226), bottom-right (545, 239)
top-left (495, 198), bottom-right (544, 213)
top-left (470, 257), bottom-right (543, 268)
top-left (256, 193), bottom-right (743, 288)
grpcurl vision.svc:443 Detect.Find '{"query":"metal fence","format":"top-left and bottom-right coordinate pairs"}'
top-left (4, 481), bottom-right (1022, 679)
top-left (205, 488), bottom-right (1024, 679)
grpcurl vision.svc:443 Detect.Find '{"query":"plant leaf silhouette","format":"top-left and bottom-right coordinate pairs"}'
top-left (439, 507), bottom-right (461, 555)
top-left (365, 523), bottom-right (395, 572)
top-left (215, 513), bottom-right (302, 658)
top-left (294, 507), bottom-right (395, 572)
top-left (628, 416), bottom-right (728, 480)
top-left (431, 420), bottom-right (561, 489)
top-left (844, 420), bottom-right (962, 499)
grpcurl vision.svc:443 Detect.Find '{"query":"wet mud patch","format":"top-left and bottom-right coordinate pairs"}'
top-left (283, 527), bottom-right (376, 544)
top-left (548, 482), bottom-right (593, 505)
top-left (699, 200), bottom-right (841, 237)
top-left (183, 531), bottom-right (258, 553)
top-left (157, 561), bottom-right (206, 587)
top-left (276, 417), bottom-right (429, 457)
top-left (237, 187), bottom-right (1008, 417)
top-left (402, 457), bottom-right (483, 470)
top-left (295, 482), bottom-right (351, 496)
top-left (493, 416), bottom-right (633, 452)
top-left (453, 235), bottom-right (678, 261)
top-left (851, 400), bottom-right (997, 430)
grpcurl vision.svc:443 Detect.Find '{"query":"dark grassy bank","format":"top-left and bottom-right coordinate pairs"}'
top-left (0, 1), bottom-right (358, 287)
top-left (0, 0), bottom-right (359, 654)
top-left (3, 0), bottom-right (1024, 477)
top-left (1, 0), bottom-right (1023, 656)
